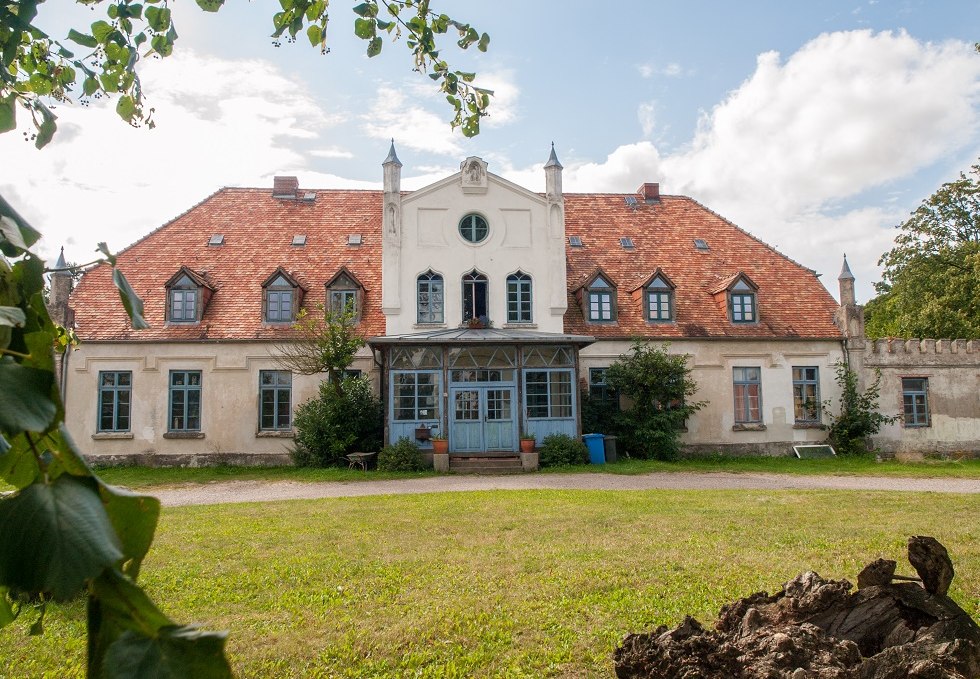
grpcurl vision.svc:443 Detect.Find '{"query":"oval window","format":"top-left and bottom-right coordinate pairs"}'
top-left (458, 214), bottom-right (489, 243)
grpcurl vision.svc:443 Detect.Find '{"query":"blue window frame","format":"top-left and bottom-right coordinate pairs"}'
top-left (586, 276), bottom-right (615, 322)
top-left (458, 213), bottom-right (489, 243)
top-left (902, 377), bottom-right (929, 427)
top-left (265, 275), bottom-right (294, 322)
top-left (259, 370), bottom-right (292, 431)
top-left (506, 272), bottom-right (532, 323)
top-left (417, 271), bottom-right (444, 324)
top-left (733, 367), bottom-right (762, 423)
top-left (98, 371), bottom-right (131, 432)
top-left (169, 274), bottom-right (199, 322)
top-left (393, 371), bottom-right (441, 421)
top-left (169, 370), bottom-right (202, 432)
top-left (792, 366), bottom-right (820, 423)
top-left (525, 369), bottom-right (573, 419)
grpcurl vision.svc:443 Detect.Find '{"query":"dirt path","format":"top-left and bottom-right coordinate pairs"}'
top-left (150, 472), bottom-right (980, 507)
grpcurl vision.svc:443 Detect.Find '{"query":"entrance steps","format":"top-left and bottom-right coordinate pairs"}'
top-left (449, 454), bottom-right (523, 474)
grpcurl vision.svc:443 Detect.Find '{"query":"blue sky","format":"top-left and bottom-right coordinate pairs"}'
top-left (3, 0), bottom-right (980, 303)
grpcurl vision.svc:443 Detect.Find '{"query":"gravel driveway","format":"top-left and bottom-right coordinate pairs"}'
top-left (151, 472), bottom-right (980, 507)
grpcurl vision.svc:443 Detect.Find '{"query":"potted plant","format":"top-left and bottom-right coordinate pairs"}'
top-left (431, 434), bottom-right (449, 455)
top-left (519, 432), bottom-right (536, 454)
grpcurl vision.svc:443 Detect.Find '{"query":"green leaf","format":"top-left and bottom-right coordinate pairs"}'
top-left (478, 32), bottom-right (490, 52)
top-left (0, 93), bottom-right (16, 134)
top-left (0, 196), bottom-right (41, 250)
top-left (352, 2), bottom-right (376, 18)
top-left (0, 363), bottom-right (57, 435)
top-left (116, 95), bottom-right (137, 121)
top-left (67, 28), bottom-right (99, 48)
top-left (0, 475), bottom-right (123, 600)
top-left (366, 36), bottom-right (382, 57)
top-left (195, 0), bottom-right (224, 11)
top-left (0, 433), bottom-right (41, 489)
top-left (112, 268), bottom-right (150, 329)
top-left (144, 6), bottom-right (171, 32)
top-left (105, 626), bottom-right (233, 679)
top-left (34, 104), bottom-right (57, 150)
top-left (91, 20), bottom-right (114, 43)
top-left (306, 24), bottom-right (321, 46)
top-left (98, 484), bottom-right (160, 580)
top-left (0, 306), bottom-right (26, 327)
top-left (83, 75), bottom-right (99, 96)
top-left (97, 241), bottom-right (117, 265)
top-left (354, 17), bottom-right (375, 39)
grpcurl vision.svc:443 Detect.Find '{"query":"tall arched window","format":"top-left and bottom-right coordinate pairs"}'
top-left (506, 272), bottom-right (532, 323)
top-left (417, 270), bottom-right (444, 324)
top-left (462, 270), bottom-right (488, 323)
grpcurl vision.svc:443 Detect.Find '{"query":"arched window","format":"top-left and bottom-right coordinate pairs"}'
top-left (462, 270), bottom-right (488, 323)
top-left (417, 270), bottom-right (444, 324)
top-left (506, 272), bottom-right (532, 323)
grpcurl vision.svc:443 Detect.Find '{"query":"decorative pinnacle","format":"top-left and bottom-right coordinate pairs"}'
top-left (53, 246), bottom-right (69, 272)
top-left (544, 142), bottom-right (562, 169)
top-left (383, 139), bottom-right (402, 167)
top-left (839, 254), bottom-right (855, 281)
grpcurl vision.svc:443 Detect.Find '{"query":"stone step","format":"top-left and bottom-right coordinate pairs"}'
top-left (449, 456), bottom-right (523, 474)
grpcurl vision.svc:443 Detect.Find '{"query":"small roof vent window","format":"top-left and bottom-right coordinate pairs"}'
top-left (694, 238), bottom-right (710, 251)
top-left (569, 236), bottom-right (583, 247)
top-left (624, 195), bottom-right (638, 209)
top-left (348, 234), bottom-right (362, 246)
top-left (292, 234), bottom-right (307, 247)
top-left (620, 237), bottom-right (635, 249)
top-left (208, 234), bottom-right (224, 246)
top-left (302, 192), bottom-right (317, 201)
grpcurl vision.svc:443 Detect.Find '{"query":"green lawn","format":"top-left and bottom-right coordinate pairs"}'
top-left (89, 455), bottom-right (980, 490)
top-left (2, 489), bottom-right (978, 678)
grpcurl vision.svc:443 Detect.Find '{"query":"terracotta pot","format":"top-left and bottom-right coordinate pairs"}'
top-left (432, 438), bottom-right (449, 454)
top-left (519, 438), bottom-right (535, 454)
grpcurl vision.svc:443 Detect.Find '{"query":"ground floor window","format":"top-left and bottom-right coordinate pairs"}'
top-left (98, 371), bottom-right (131, 432)
top-left (169, 370), bottom-right (202, 432)
top-left (588, 367), bottom-right (614, 404)
top-left (792, 366), bottom-right (820, 423)
top-left (525, 369), bottom-right (573, 418)
top-left (393, 371), bottom-right (440, 421)
top-left (733, 367), bottom-right (762, 423)
top-left (902, 377), bottom-right (929, 427)
top-left (259, 370), bottom-right (292, 431)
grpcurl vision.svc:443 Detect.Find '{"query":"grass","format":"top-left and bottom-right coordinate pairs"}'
top-left (88, 454), bottom-right (980, 490)
top-left (2, 488), bottom-right (978, 677)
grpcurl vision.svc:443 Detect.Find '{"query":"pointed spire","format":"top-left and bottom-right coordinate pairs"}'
top-left (383, 138), bottom-right (402, 167)
top-left (839, 254), bottom-right (854, 281)
top-left (51, 246), bottom-right (69, 276)
top-left (544, 142), bottom-right (562, 169)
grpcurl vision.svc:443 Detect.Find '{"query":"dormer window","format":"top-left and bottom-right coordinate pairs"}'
top-left (586, 274), bottom-right (616, 322)
top-left (645, 273), bottom-right (674, 322)
top-left (326, 268), bottom-right (364, 320)
top-left (165, 267), bottom-right (212, 323)
top-left (729, 280), bottom-right (757, 323)
top-left (262, 269), bottom-right (303, 323)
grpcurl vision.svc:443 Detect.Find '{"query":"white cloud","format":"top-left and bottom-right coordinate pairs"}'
top-left (361, 85), bottom-right (464, 156)
top-left (637, 62), bottom-right (685, 78)
top-left (477, 70), bottom-right (520, 127)
top-left (0, 49), bottom-right (337, 265)
top-left (309, 147), bottom-right (355, 159)
top-left (638, 102), bottom-right (657, 138)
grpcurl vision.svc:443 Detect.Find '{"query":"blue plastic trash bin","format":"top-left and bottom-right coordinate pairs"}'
top-left (583, 433), bottom-right (605, 464)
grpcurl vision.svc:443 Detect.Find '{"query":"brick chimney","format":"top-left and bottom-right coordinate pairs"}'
top-left (273, 176), bottom-right (299, 198)
top-left (637, 182), bottom-right (660, 203)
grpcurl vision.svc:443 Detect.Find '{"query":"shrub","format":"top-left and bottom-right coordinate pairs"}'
top-left (539, 433), bottom-right (588, 468)
top-left (292, 377), bottom-right (383, 467)
top-left (378, 437), bottom-right (426, 472)
top-left (824, 362), bottom-right (898, 456)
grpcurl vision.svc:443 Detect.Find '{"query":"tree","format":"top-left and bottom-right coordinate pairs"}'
top-left (0, 0), bottom-right (492, 148)
top-left (604, 342), bottom-right (706, 461)
top-left (823, 361), bottom-right (897, 456)
top-left (274, 302), bottom-right (365, 392)
top-left (865, 161), bottom-right (980, 339)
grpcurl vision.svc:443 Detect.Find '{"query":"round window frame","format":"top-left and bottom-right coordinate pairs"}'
top-left (458, 213), bottom-right (489, 244)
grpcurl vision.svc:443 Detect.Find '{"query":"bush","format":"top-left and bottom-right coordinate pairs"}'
top-left (378, 437), bottom-right (426, 472)
top-left (539, 433), bottom-right (589, 468)
top-left (292, 377), bottom-right (383, 467)
top-left (824, 362), bottom-right (898, 456)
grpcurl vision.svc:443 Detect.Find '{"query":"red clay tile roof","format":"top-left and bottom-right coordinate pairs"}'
top-left (561, 194), bottom-right (842, 340)
top-left (71, 187), bottom-right (384, 341)
top-left (71, 187), bottom-right (843, 342)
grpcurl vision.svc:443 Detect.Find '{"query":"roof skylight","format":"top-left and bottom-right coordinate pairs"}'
top-left (620, 237), bottom-right (635, 249)
top-left (694, 238), bottom-right (710, 251)
top-left (208, 234), bottom-right (224, 246)
top-left (569, 236), bottom-right (583, 247)
top-left (292, 235), bottom-right (307, 246)
top-left (348, 234), bottom-right (362, 246)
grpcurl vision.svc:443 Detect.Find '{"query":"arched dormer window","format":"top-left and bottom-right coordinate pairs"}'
top-left (462, 270), bottom-right (488, 324)
top-left (585, 272), bottom-right (616, 322)
top-left (417, 270), bottom-right (444, 324)
top-left (712, 272), bottom-right (759, 324)
top-left (326, 268), bottom-right (364, 321)
top-left (165, 267), bottom-right (213, 323)
top-left (262, 268), bottom-right (304, 323)
top-left (506, 271), bottom-right (532, 324)
top-left (643, 270), bottom-right (675, 322)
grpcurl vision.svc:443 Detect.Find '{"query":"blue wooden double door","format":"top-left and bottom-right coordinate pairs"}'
top-left (450, 385), bottom-right (517, 452)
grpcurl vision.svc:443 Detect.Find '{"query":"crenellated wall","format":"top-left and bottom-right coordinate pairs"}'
top-left (863, 338), bottom-right (980, 455)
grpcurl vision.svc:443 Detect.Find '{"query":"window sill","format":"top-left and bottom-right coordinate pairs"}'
top-left (413, 323), bottom-right (447, 330)
top-left (92, 432), bottom-right (134, 440)
top-left (502, 323), bottom-right (537, 329)
top-left (256, 431), bottom-right (294, 438)
top-left (793, 423), bottom-right (826, 430)
top-left (732, 423), bottom-right (766, 432)
top-left (163, 432), bottom-right (205, 439)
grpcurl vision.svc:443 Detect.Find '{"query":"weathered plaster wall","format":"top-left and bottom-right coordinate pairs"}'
top-left (65, 341), bottom-right (377, 459)
top-left (866, 338), bottom-right (980, 454)
top-left (580, 339), bottom-right (846, 455)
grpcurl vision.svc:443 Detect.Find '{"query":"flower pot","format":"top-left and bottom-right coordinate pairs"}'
top-left (519, 438), bottom-right (535, 454)
top-left (432, 438), bottom-right (449, 455)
